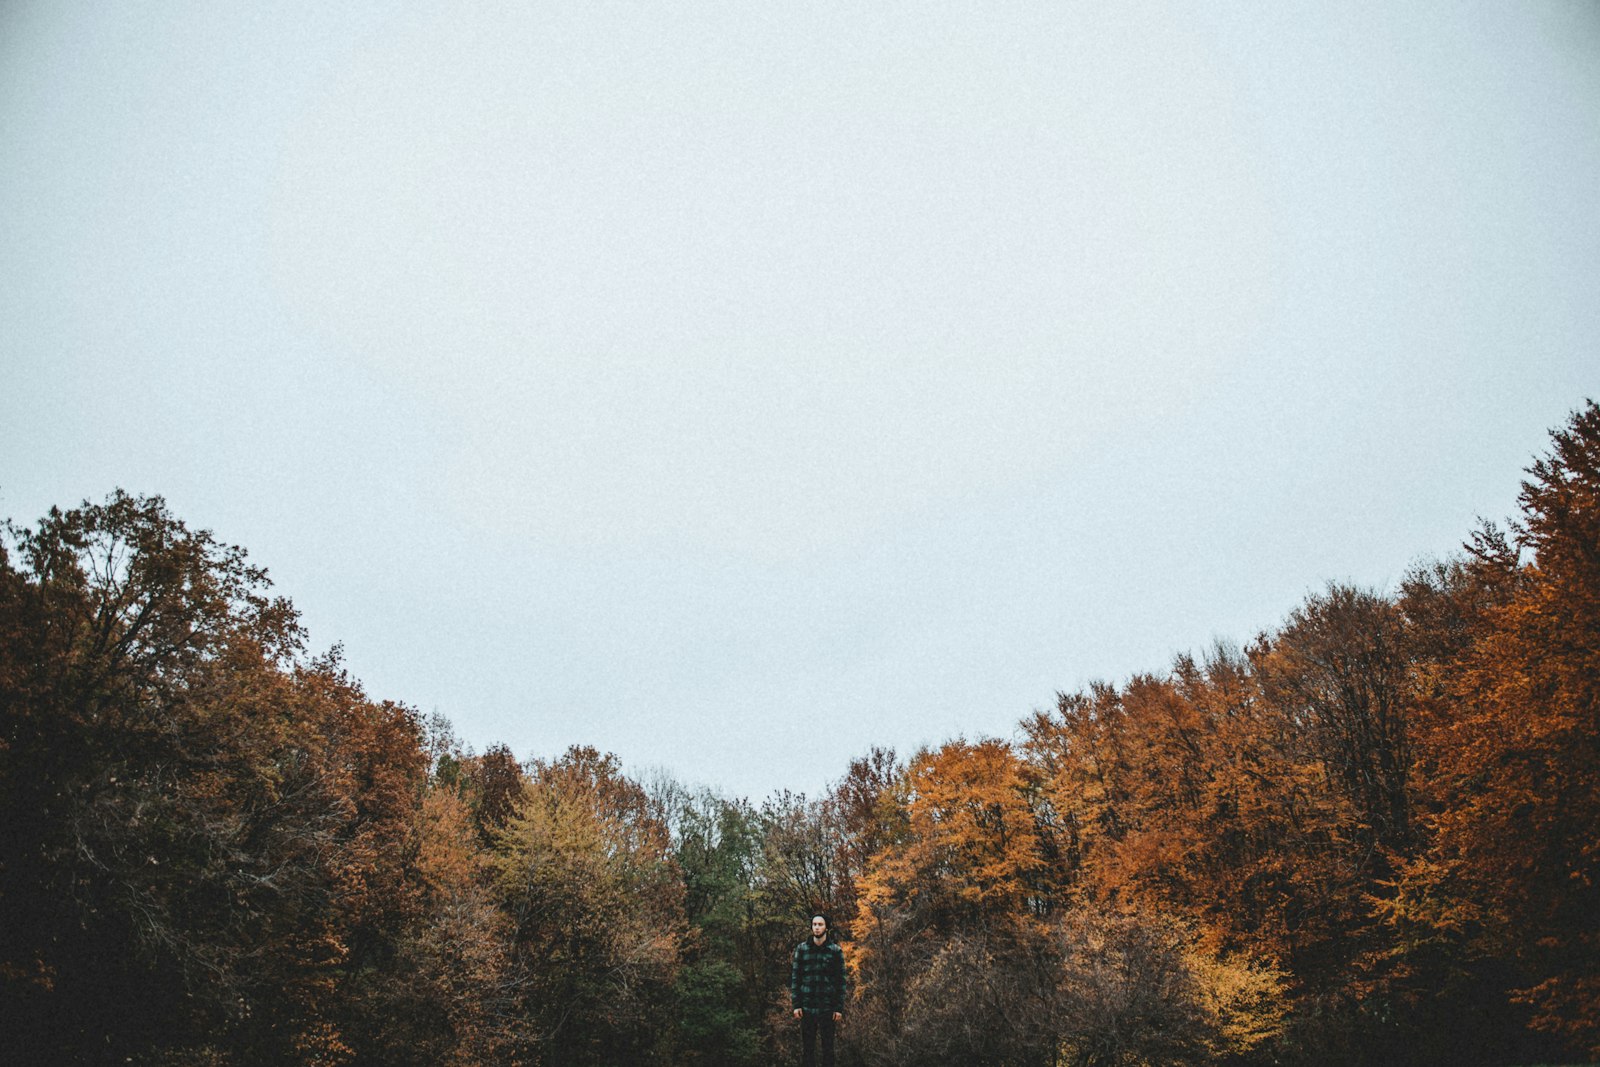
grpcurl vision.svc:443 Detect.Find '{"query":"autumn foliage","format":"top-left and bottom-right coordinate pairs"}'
top-left (3, 400), bottom-right (1598, 1065)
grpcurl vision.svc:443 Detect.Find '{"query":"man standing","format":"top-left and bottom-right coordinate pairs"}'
top-left (790, 914), bottom-right (846, 1067)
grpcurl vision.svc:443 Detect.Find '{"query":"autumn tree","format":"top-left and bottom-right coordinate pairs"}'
top-left (0, 492), bottom-right (331, 1063)
top-left (0, 493), bottom-right (477, 1066)
top-left (393, 779), bottom-right (521, 1066)
top-left (8, 401), bottom-right (1595, 1066)
top-left (1398, 401), bottom-right (1600, 1060)
top-left (470, 742), bottom-right (526, 846)
top-left (850, 739), bottom-right (1057, 1065)
top-left (1022, 665), bottom-right (1304, 1063)
top-left (493, 745), bottom-right (686, 1066)
top-left (820, 747), bottom-right (903, 934)
top-left (1037, 901), bottom-right (1283, 1067)
top-left (1257, 584), bottom-right (1416, 856)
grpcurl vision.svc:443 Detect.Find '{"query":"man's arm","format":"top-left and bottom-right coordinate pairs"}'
top-left (789, 944), bottom-right (801, 1009)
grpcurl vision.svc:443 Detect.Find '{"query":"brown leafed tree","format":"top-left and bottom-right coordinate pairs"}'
top-left (1401, 401), bottom-right (1600, 1059)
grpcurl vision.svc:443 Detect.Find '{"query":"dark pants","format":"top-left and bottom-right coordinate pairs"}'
top-left (800, 1010), bottom-right (836, 1067)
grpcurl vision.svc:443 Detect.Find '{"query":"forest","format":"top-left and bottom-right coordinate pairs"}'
top-left (2, 401), bottom-right (1597, 1067)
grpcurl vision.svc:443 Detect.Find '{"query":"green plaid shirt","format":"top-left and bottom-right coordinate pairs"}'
top-left (790, 938), bottom-right (847, 1014)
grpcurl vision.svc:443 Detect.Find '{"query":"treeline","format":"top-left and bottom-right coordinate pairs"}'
top-left (2, 402), bottom-right (1597, 1067)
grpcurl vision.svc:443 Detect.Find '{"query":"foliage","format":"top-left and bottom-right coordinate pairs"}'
top-left (0, 493), bottom-right (431, 1064)
top-left (1396, 401), bottom-right (1600, 1060)
top-left (1052, 904), bottom-right (1286, 1067)
top-left (5, 400), bottom-right (1598, 1065)
top-left (492, 746), bottom-right (685, 1066)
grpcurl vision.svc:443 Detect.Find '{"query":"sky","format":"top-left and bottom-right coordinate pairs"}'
top-left (3, 1), bottom-right (1598, 801)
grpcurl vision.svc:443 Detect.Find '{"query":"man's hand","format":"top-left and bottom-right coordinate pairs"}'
top-left (793, 1009), bottom-right (803, 1020)
top-left (832, 1012), bottom-right (842, 1023)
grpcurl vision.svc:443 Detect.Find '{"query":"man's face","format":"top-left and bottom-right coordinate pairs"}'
top-left (811, 916), bottom-right (827, 940)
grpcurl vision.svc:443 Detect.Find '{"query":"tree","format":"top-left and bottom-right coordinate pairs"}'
top-left (1257, 584), bottom-right (1416, 856)
top-left (470, 742), bottom-right (525, 846)
top-left (0, 492), bottom-right (327, 1062)
top-left (850, 740), bottom-right (1056, 1065)
top-left (664, 785), bottom-right (771, 1067)
top-left (493, 746), bottom-right (686, 1066)
top-left (1051, 903), bottom-right (1285, 1067)
top-left (822, 747), bottom-right (903, 939)
top-left (391, 782), bottom-right (520, 1066)
top-left (1402, 401), bottom-right (1600, 1059)
top-left (0, 493), bottom-right (458, 1066)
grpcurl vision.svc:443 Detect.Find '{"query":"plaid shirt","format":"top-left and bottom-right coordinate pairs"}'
top-left (790, 938), bottom-right (847, 1014)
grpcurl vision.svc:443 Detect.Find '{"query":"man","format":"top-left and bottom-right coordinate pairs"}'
top-left (790, 914), bottom-right (846, 1067)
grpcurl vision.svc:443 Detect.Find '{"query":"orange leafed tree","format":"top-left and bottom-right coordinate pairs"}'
top-left (856, 738), bottom-right (1050, 926)
top-left (1403, 400), bottom-right (1600, 1058)
top-left (849, 739), bottom-right (1057, 1064)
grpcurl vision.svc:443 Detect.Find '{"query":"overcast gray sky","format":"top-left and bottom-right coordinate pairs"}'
top-left (4, 1), bottom-right (1598, 800)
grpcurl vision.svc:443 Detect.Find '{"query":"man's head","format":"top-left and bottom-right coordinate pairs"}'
top-left (811, 914), bottom-right (828, 942)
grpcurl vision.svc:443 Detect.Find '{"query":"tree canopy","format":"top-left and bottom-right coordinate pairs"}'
top-left (5, 401), bottom-right (1598, 1065)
